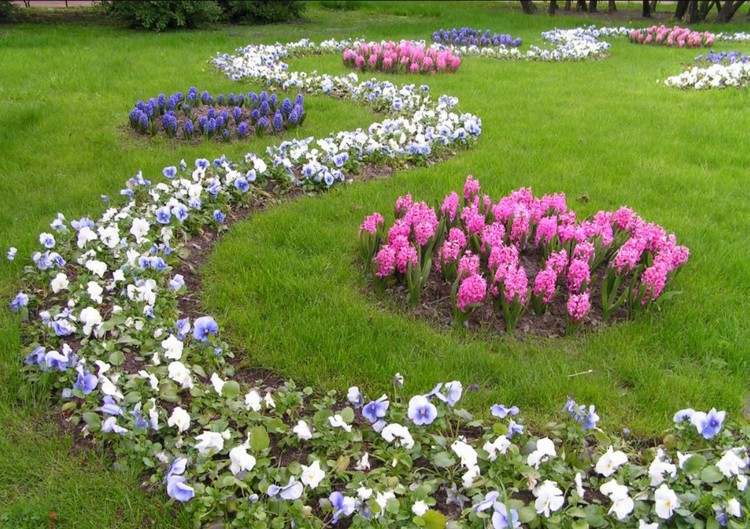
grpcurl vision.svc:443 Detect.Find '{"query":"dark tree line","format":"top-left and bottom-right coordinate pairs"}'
top-left (526, 0), bottom-right (747, 21)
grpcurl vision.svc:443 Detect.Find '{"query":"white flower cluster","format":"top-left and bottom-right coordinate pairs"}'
top-left (665, 61), bottom-right (750, 89)
top-left (212, 38), bottom-right (480, 187)
top-left (437, 25), bottom-right (630, 62)
top-left (716, 31), bottom-right (750, 42)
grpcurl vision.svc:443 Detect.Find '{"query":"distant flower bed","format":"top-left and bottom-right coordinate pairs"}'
top-left (128, 88), bottom-right (305, 141)
top-left (628, 25), bottom-right (714, 48)
top-left (666, 61), bottom-right (750, 89)
top-left (696, 50), bottom-right (750, 65)
top-left (342, 41), bottom-right (461, 74)
top-left (360, 176), bottom-right (688, 335)
top-left (432, 27), bottom-right (522, 48)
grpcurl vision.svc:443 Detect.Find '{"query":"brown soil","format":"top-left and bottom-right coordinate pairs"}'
top-left (367, 257), bottom-right (628, 339)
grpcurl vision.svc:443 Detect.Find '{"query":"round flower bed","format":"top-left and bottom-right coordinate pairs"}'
top-left (360, 176), bottom-right (689, 335)
top-left (342, 41), bottom-right (461, 74)
top-left (628, 25), bottom-right (715, 48)
top-left (432, 27), bottom-right (522, 48)
top-left (128, 88), bottom-right (305, 141)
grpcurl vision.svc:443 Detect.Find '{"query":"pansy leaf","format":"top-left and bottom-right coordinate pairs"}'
top-left (423, 510), bottom-right (447, 529)
top-left (108, 350), bottom-right (125, 366)
top-left (431, 451), bottom-right (455, 468)
top-left (518, 506), bottom-right (537, 523)
top-left (249, 425), bottom-right (270, 452)
top-left (683, 454), bottom-right (707, 475)
top-left (339, 406), bottom-right (355, 423)
top-left (222, 380), bottom-right (240, 398)
top-left (699, 465), bottom-right (723, 484)
top-left (82, 412), bottom-right (101, 431)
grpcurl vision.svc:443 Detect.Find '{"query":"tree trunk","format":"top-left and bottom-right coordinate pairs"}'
top-left (674, 0), bottom-right (689, 18)
top-left (576, 0), bottom-right (588, 11)
top-left (608, 0), bottom-right (617, 12)
top-left (589, 0), bottom-right (598, 11)
top-left (564, 0), bottom-right (572, 10)
top-left (642, 0), bottom-right (652, 16)
top-left (548, 0), bottom-right (559, 14)
top-left (686, 0), bottom-right (699, 22)
top-left (650, 0), bottom-right (658, 11)
top-left (717, 0), bottom-right (746, 21)
top-left (520, 0), bottom-right (538, 13)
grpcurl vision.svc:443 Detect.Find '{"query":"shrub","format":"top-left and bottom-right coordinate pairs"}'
top-left (319, 0), bottom-right (360, 10)
top-left (217, 0), bottom-right (306, 23)
top-left (100, 0), bottom-right (222, 31)
top-left (0, 0), bottom-right (14, 22)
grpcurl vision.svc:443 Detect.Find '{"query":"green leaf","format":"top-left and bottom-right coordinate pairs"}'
top-left (683, 454), bottom-right (707, 475)
top-left (222, 380), bottom-right (240, 398)
top-left (518, 506), bottom-right (537, 523)
top-left (108, 350), bottom-right (125, 366)
top-left (423, 510), bottom-right (447, 529)
top-left (431, 451), bottom-right (456, 468)
top-left (339, 406), bottom-right (355, 423)
top-left (572, 521), bottom-right (589, 529)
top-left (700, 465), bottom-right (724, 484)
top-left (249, 425), bottom-right (270, 452)
top-left (82, 411), bottom-right (101, 431)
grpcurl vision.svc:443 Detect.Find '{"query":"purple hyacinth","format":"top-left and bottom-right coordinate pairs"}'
top-left (272, 111), bottom-right (284, 132)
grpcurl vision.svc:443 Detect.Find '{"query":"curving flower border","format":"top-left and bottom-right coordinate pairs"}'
top-left (5, 29), bottom-right (750, 529)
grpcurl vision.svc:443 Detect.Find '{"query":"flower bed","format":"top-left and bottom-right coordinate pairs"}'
top-left (665, 61), bottom-right (750, 89)
top-left (696, 50), bottom-right (750, 65)
top-left (432, 27), bottom-right (522, 48)
top-left (128, 88), bottom-right (305, 141)
top-left (360, 176), bottom-right (689, 335)
top-left (628, 25), bottom-right (715, 48)
top-left (342, 41), bottom-right (461, 74)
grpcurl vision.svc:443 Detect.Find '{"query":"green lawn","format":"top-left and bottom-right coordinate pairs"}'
top-left (1, 2), bottom-right (749, 527)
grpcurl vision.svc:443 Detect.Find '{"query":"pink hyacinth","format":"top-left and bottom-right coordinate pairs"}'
top-left (501, 265), bottom-right (528, 304)
top-left (456, 273), bottom-right (487, 312)
top-left (509, 206), bottom-right (530, 243)
top-left (360, 212), bottom-right (384, 235)
top-left (439, 239), bottom-right (463, 264)
top-left (374, 245), bottom-right (396, 278)
top-left (481, 222), bottom-right (506, 251)
top-left (566, 258), bottom-right (591, 293)
top-left (535, 215), bottom-right (558, 246)
top-left (463, 175), bottom-right (480, 202)
top-left (440, 192), bottom-right (459, 221)
top-left (488, 244), bottom-right (518, 273)
top-left (641, 262), bottom-right (669, 302)
top-left (461, 205), bottom-right (486, 236)
top-left (612, 206), bottom-right (635, 231)
top-left (387, 220), bottom-right (410, 245)
top-left (395, 244), bottom-right (418, 274)
top-left (394, 194), bottom-right (413, 217)
top-left (447, 227), bottom-right (467, 249)
top-left (567, 291), bottom-right (591, 322)
top-left (533, 268), bottom-right (558, 304)
top-left (457, 251), bottom-right (480, 279)
top-left (612, 237), bottom-right (646, 274)
top-left (546, 249), bottom-right (569, 275)
top-left (572, 241), bottom-right (595, 263)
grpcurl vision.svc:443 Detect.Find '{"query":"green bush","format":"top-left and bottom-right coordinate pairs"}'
top-left (100, 0), bottom-right (222, 31)
top-left (319, 0), bottom-right (361, 10)
top-left (0, 0), bottom-right (14, 22)
top-left (217, 0), bottom-right (306, 23)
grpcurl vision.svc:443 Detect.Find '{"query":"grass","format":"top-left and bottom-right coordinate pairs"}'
top-left (0, 1), bottom-right (749, 527)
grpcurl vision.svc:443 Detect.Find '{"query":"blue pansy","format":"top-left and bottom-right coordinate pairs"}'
top-left (362, 396), bottom-right (389, 424)
top-left (193, 316), bottom-right (218, 342)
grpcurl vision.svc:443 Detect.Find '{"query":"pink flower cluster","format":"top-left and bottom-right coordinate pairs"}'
top-left (342, 41), bottom-right (462, 74)
top-left (629, 25), bottom-right (715, 48)
top-left (360, 176), bottom-right (689, 332)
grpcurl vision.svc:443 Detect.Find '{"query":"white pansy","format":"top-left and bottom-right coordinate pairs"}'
top-left (85, 259), bottom-right (107, 278)
top-left (86, 281), bottom-right (103, 304)
top-left (161, 334), bottom-right (184, 360)
top-left (355, 452), bottom-right (370, 471)
top-left (381, 423), bottom-right (414, 449)
top-left (533, 480), bottom-right (564, 517)
top-left (293, 420), bottom-right (313, 440)
top-left (79, 306), bottom-right (102, 336)
top-left (595, 446), bottom-right (628, 477)
top-left (654, 484), bottom-right (679, 519)
top-left (648, 449), bottom-right (677, 486)
top-left (50, 272), bottom-right (69, 293)
top-left (167, 406), bottom-right (191, 433)
top-left (210, 373), bottom-right (225, 395)
top-left (229, 443), bottom-right (256, 475)
top-left (328, 414), bottom-right (352, 432)
top-left (483, 435), bottom-right (510, 461)
top-left (600, 480), bottom-right (634, 520)
top-left (244, 390), bottom-right (262, 412)
top-left (195, 431), bottom-right (225, 455)
top-left (527, 437), bottom-right (556, 468)
top-left (300, 460), bottom-right (325, 489)
top-left (167, 361), bottom-right (193, 389)
top-left (717, 447), bottom-right (748, 478)
top-left (412, 500), bottom-right (429, 517)
top-left (130, 218), bottom-right (150, 243)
